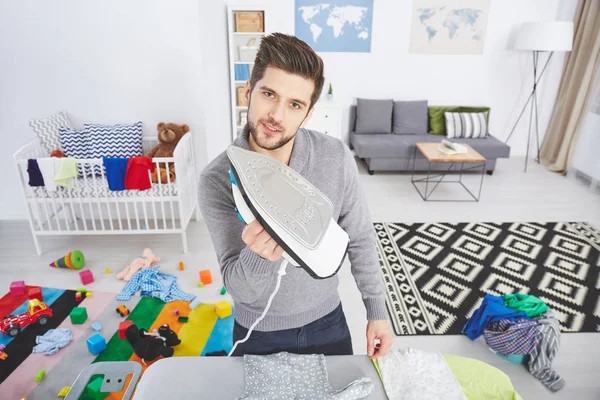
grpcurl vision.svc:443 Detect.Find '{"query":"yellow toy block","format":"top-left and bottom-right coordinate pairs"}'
top-left (57, 386), bottom-right (71, 397)
top-left (105, 268), bottom-right (111, 274)
top-left (85, 292), bottom-right (92, 298)
top-left (215, 300), bottom-right (232, 319)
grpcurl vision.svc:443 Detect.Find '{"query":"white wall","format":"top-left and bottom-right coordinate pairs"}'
top-left (199, 0), bottom-right (578, 161)
top-left (0, 0), bottom-right (578, 219)
top-left (0, 0), bottom-right (208, 219)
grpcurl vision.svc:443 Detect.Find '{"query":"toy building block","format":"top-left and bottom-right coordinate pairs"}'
top-left (189, 297), bottom-right (201, 310)
top-left (10, 281), bottom-right (25, 296)
top-left (28, 287), bottom-right (44, 301)
top-left (86, 334), bottom-right (106, 355)
top-left (215, 300), bottom-right (232, 319)
top-left (197, 282), bottom-right (204, 288)
top-left (75, 292), bottom-right (83, 302)
top-left (173, 309), bottom-right (179, 316)
top-left (86, 292), bottom-right (92, 298)
top-left (118, 320), bottom-right (134, 339)
top-left (178, 261), bottom-right (185, 271)
top-left (85, 375), bottom-right (109, 400)
top-left (77, 287), bottom-right (88, 294)
top-left (104, 268), bottom-right (111, 274)
top-left (178, 316), bottom-right (189, 323)
top-left (79, 270), bottom-right (94, 285)
top-left (57, 386), bottom-right (71, 397)
top-left (199, 270), bottom-right (212, 285)
top-left (35, 369), bottom-right (46, 382)
top-left (220, 286), bottom-right (227, 295)
top-left (0, 343), bottom-right (5, 350)
top-left (70, 307), bottom-right (88, 325)
top-left (0, 350), bottom-right (7, 360)
top-left (91, 322), bottom-right (102, 332)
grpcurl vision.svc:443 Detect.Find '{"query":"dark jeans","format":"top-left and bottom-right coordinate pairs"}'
top-left (231, 303), bottom-right (353, 356)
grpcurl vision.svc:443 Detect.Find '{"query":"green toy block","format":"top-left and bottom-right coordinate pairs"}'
top-left (70, 307), bottom-right (88, 324)
top-left (220, 286), bottom-right (227, 295)
top-left (178, 316), bottom-right (189, 323)
top-left (84, 375), bottom-right (109, 400)
top-left (77, 287), bottom-right (88, 294)
top-left (197, 282), bottom-right (204, 288)
top-left (35, 369), bottom-right (46, 382)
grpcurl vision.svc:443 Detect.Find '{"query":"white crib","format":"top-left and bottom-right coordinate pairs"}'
top-left (13, 134), bottom-right (200, 255)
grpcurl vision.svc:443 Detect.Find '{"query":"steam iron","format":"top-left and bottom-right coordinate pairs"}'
top-left (227, 145), bottom-right (349, 279)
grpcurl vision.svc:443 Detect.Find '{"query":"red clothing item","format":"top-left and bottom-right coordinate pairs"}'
top-left (125, 156), bottom-right (156, 190)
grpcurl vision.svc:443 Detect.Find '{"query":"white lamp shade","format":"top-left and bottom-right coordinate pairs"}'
top-left (513, 21), bottom-right (573, 51)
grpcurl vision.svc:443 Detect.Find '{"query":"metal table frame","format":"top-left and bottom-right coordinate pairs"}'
top-left (411, 146), bottom-right (486, 202)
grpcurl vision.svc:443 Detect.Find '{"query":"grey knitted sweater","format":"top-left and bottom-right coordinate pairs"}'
top-left (198, 127), bottom-right (387, 331)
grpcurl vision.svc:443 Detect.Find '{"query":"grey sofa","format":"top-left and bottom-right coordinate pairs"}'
top-left (348, 105), bottom-right (511, 175)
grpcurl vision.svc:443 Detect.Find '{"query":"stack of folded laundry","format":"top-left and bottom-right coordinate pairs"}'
top-left (462, 293), bottom-right (565, 392)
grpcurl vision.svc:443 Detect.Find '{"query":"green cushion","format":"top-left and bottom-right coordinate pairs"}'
top-left (428, 106), bottom-right (460, 135)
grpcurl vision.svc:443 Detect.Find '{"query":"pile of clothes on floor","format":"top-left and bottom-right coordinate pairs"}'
top-left (462, 293), bottom-right (564, 392)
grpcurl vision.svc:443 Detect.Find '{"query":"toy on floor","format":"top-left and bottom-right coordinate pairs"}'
top-left (28, 287), bottom-right (43, 301)
top-left (86, 333), bottom-right (107, 355)
top-left (215, 300), bottom-right (232, 319)
top-left (0, 299), bottom-right (53, 337)
top-left (35, 369), bottom-right (46, 382)
top-left (173, 309), bottom-right (179, 316)
top-left (125, 323), bottom-right (180, 363)
top-left (91, 322), bottom-right (102, 332)
top-left (117, 248), bottom-right (160, 281)
top-left (178, 261), bottom-right (184, 271)
top-left (49, 250), bottom-right (85, 270)
top-left (57, 386), bottom-right (71, 398)
top-left (79, 270), bottom-right (94, 285)
top-left (105, 268), bottom-right (111, 274)
top-left (0, 350), bottom-right (7, 360)
top-left (116, 304), bottom-right (130, 317)
top-left (10, 280), bottom-right (25, 296)
top-left (70, 307), bottom-right (88, 325)
top-left (178, 316), bottom-right (188, 323)
top-left (199, 270), bottom-right (212, 285)
top-left (119, 320), bottom-right (134, 339)
top-left (189, 297), bottom-right (201, 310)
top-left (220, 286), bottom-right (227, 295)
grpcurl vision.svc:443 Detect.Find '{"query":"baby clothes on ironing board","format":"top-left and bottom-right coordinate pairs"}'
top-left (237, 352), bottom-right (373, 400)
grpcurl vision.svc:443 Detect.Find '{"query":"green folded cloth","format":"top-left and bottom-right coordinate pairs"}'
top-left (54, 157), bottom-right (78, 188)
top-left (503, 293), bottom-right (549, 318)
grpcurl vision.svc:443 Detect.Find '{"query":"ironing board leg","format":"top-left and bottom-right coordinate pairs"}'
top-left (182, 232), bottom-right (188, 254)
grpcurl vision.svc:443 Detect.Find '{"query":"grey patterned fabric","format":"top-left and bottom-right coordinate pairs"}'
top-left (527, 310), bottom-right (565, 392)
top-left (237, 352), bottom-right (374, 400)
top-left (29, 110), bottom-right (74, 155)
top-left (392, 100), bottom-right (428, 135)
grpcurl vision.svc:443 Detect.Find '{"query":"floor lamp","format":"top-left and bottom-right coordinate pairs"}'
top-left (505, 21), bottom-right (573, 172)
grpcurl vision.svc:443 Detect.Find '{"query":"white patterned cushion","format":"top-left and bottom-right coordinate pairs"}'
top-left (29, 111), bottom-right (74, 155)
top-left (444, 112), bottom-right (488, 139)
top-left (86, 121), bottom-right (144, 159)
top-left (60, 128), bottom-right (91, 177)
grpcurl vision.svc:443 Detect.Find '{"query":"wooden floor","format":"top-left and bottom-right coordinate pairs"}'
top-left (1, 156), bottom-right (599, 399)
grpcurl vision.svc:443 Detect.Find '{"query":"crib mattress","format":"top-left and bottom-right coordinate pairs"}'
top-left (26, 176), bottom-right (179, 199)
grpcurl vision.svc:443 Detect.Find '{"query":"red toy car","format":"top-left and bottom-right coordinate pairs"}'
top-left (0, 299), bottom-right (53, 337)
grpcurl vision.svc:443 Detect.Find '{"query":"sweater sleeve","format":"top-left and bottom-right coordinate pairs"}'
top-left (337, 145), bottom-right (388, 321)
top-left (198, 173), bottom-right (279, 305)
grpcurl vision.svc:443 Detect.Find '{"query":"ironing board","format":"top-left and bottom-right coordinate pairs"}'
top-left (134, 355), bottom-right (388, 399)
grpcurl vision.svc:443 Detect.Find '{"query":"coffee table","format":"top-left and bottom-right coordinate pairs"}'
top-left (411, 142), bottom-right (486, 202)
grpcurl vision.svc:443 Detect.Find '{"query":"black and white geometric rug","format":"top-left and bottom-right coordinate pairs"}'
top-left (375, 222), bottom-right (600, 336)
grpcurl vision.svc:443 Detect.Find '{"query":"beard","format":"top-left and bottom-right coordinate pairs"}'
top-left (248, 119), bottom-right (296, 151)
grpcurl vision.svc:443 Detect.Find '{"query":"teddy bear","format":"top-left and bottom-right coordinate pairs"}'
top-left (125, 323), bottom-right (180, 363)
top-left (116, 248), bottom-right (160, 281)
top-left (145, 122), bottom-right (190, 183)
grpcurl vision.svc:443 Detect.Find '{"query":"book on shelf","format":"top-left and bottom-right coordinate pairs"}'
top-left (438, 139), bottom-right (468, 155)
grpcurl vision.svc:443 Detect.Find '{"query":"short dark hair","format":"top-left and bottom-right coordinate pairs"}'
top-left (250, 33), bottom-right (325, 109)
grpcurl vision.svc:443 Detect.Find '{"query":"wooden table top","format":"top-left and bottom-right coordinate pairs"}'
top-left (416, 142), bottom-right (486, 163)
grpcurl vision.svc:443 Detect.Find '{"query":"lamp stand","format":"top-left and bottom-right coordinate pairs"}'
top-left (505, 50), bottom-right (554, 172)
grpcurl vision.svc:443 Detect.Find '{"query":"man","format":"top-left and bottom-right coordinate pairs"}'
top-left (199, 33), bottom-right (393, 358)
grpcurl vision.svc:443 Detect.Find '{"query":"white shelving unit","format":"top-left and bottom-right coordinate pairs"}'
top-left (226, 6), bottom-right (268, 142)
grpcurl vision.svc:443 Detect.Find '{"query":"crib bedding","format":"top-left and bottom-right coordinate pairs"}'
top-left (26, 175), bottom-right (179, 198)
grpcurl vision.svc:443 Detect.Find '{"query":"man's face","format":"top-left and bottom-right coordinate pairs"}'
top-left (244, 66), bottom-right (315, 151)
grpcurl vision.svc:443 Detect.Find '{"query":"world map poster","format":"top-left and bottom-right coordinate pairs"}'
top-left (295, 0), bottom-right (374, 52)
top-left (409, 0), bottom-right (490, 54)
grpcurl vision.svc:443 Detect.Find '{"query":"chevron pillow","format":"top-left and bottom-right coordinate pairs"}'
top-left (29, 111), bottom-right (74, 155)
top-left (60, 128), bottom-right (90, 177)
top-left (86, 121), bottom-right (144, 176)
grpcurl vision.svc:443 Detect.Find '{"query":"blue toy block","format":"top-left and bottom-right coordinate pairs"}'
top-left (189, 297), bottom-right (202, 310)
top-left (86, 334), bottom-right (106, 355)
top-left (91, 322), bottom-right (102, 332)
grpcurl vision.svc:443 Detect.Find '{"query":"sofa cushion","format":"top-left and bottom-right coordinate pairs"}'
top-left (350, 132), bottom-right (510, 160)
top-left (393, 100), bottom-right (428, 135)
top-left (355, 98), bottom-right (393, 134)
top-left (445, 112), bottom-right (488, 139)
top-left (428, 106), bottom-right (460, 135)
top-left (460, 106), bottom-right (491, 124)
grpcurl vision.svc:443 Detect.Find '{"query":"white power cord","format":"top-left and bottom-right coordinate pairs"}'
top-left (228, 258), bottom-right (289, 357)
